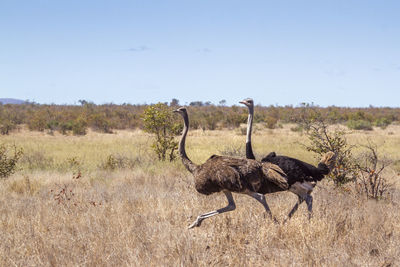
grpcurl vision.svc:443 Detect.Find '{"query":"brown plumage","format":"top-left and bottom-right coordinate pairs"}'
top-left (191, 155), bottom-right (288, 195)
top-left (240, 98), bottom-right (336, 219)
top-left (174, 107), bottom-right (288, 228)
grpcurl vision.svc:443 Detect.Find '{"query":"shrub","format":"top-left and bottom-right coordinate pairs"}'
top-left (203, 113), bottom-right (219, 130)
top-left (46, 120), bottom-right (59, 135)
top-left (101, 154), bottom-right (119, 170)
top-left (28, 110), bottom-right (48, 131)
top-left (264, 116), bottom-right (278, 129)
top-left (0, 119), bottom-right (16, 135)
top-left (60, 121), bottom-right (74, 135)
top-left (72, 117), bottom-right (88, 136)
top-left (346, 120), bottom-right (373, 131)
top-left (90, 113), bottom-right (113, 133)
top-left (354, 141), bottom-right (393, 199)
top-left (374, 117), bottom-right (392, 129)
top-left (142, 103), bottom-right (181, 161)
top-left (297, 104), bottom-right (355, 186)
top-left (0, 144), bottom-right (23, 178)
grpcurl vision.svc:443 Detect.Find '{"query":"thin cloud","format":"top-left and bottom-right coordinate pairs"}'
top-left (196, 48), bottom-right (212, 53)
top-left (127, 45), bottom-right (150, 52)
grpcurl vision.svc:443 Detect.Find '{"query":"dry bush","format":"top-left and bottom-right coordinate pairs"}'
top-left (354, 141), bottom-right (394, 200)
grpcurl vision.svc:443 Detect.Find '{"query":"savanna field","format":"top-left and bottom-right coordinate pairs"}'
top-left (1, 124), bottom-right (400, 266)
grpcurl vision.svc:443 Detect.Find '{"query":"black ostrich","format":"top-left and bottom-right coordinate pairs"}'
top-left (239, 98), bottom-right (336, 219)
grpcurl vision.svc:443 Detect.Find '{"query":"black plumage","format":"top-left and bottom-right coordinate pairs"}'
top-left (261, 152), bottom-right (330, 185)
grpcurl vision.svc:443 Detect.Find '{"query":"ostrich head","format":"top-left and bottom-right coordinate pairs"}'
top-left (173, 107), bottom-right (187, 116)
top-left (239, 98), bottom-right (254, 110)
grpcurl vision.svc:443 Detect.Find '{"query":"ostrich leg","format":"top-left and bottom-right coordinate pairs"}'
top-left (284, 181), bottom-right (315, 220)
top-left (305, 194), bottom-right (313, 219)
top-left (188, 191), bottom-right (236, 229)
top-left (286, 193), bottom-right (313, 220)
top-left (246, 191), bottom-right (274, 220)
top-left (287, 196), bottom-right (304, 219)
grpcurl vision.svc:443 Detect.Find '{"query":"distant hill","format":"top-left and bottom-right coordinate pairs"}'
top-left (0, 98), bottom-right (27, 104)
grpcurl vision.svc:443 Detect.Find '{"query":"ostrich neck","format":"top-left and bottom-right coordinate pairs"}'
top-left (245, 107), bottom-right (256, 160)
top-left (179, 112), bottom-right (197, 173)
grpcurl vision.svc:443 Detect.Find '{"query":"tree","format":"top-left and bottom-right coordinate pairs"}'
top-left (170, 98), bottom-right (180, 106)
top-left (189, 101), bottom-right (204, 107)
top-left (142, 103), bottom-right (181, 161)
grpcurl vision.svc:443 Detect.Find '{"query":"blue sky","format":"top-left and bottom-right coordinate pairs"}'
top-left (1, 0), bottom-right (399, 107)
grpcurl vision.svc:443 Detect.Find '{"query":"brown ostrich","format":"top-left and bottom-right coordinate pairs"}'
top-left (239, 98), bottom-right (336, 219)
top-left (173, 107), bottom-right (289, 229)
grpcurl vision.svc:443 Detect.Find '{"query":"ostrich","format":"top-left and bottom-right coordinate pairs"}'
top-left (239, 98), bottom-right (336, 219)
top-left (173, 107), bottom-right (289, 229)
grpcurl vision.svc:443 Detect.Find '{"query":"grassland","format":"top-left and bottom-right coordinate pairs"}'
top-left (1, 124), bottom-right (400, 266)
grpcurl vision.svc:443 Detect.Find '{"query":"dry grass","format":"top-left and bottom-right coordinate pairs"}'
top-left (1, 125), bottom-right (400, 266)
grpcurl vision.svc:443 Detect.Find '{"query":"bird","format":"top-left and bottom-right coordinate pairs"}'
top-left (239, 98), bottom-right (336, 219)
top-left (173, 107), bottom-right (289, 229)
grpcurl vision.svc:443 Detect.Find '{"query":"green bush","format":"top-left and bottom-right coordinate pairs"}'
top-left (0, 144), bottom-right (23, 178)
top-left (374, 117), bottom-right (392, 129)
top-left (142, 103), bottom-right (181, 161)
top-left (346, 120), bottom-right (373, 131)
top-left (72, 117), bottom-right (87, 136)
top-left (90, 113), bottom-right (113, 133)
top-left (60, 121), bottom-right (74, 135)
top-left (46, 120), bottom-right (59, 134)
top-left (0, 119), bottom-right (16, 135)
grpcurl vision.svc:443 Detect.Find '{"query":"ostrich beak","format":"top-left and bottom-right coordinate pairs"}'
top-left (173, 109), bottom-right (179, 113)
top-left (239, 101), bottom-right (246, 105)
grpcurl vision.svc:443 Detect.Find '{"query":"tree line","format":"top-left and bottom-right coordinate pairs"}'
top-left (0, 100), bottom-right (398, 135)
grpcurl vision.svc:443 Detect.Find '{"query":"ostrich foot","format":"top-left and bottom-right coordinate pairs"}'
top-left (188, 217), bottom-right (203, 229)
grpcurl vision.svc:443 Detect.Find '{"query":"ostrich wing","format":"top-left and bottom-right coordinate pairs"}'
top-left (261, 162), bottom-right (289, 190)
